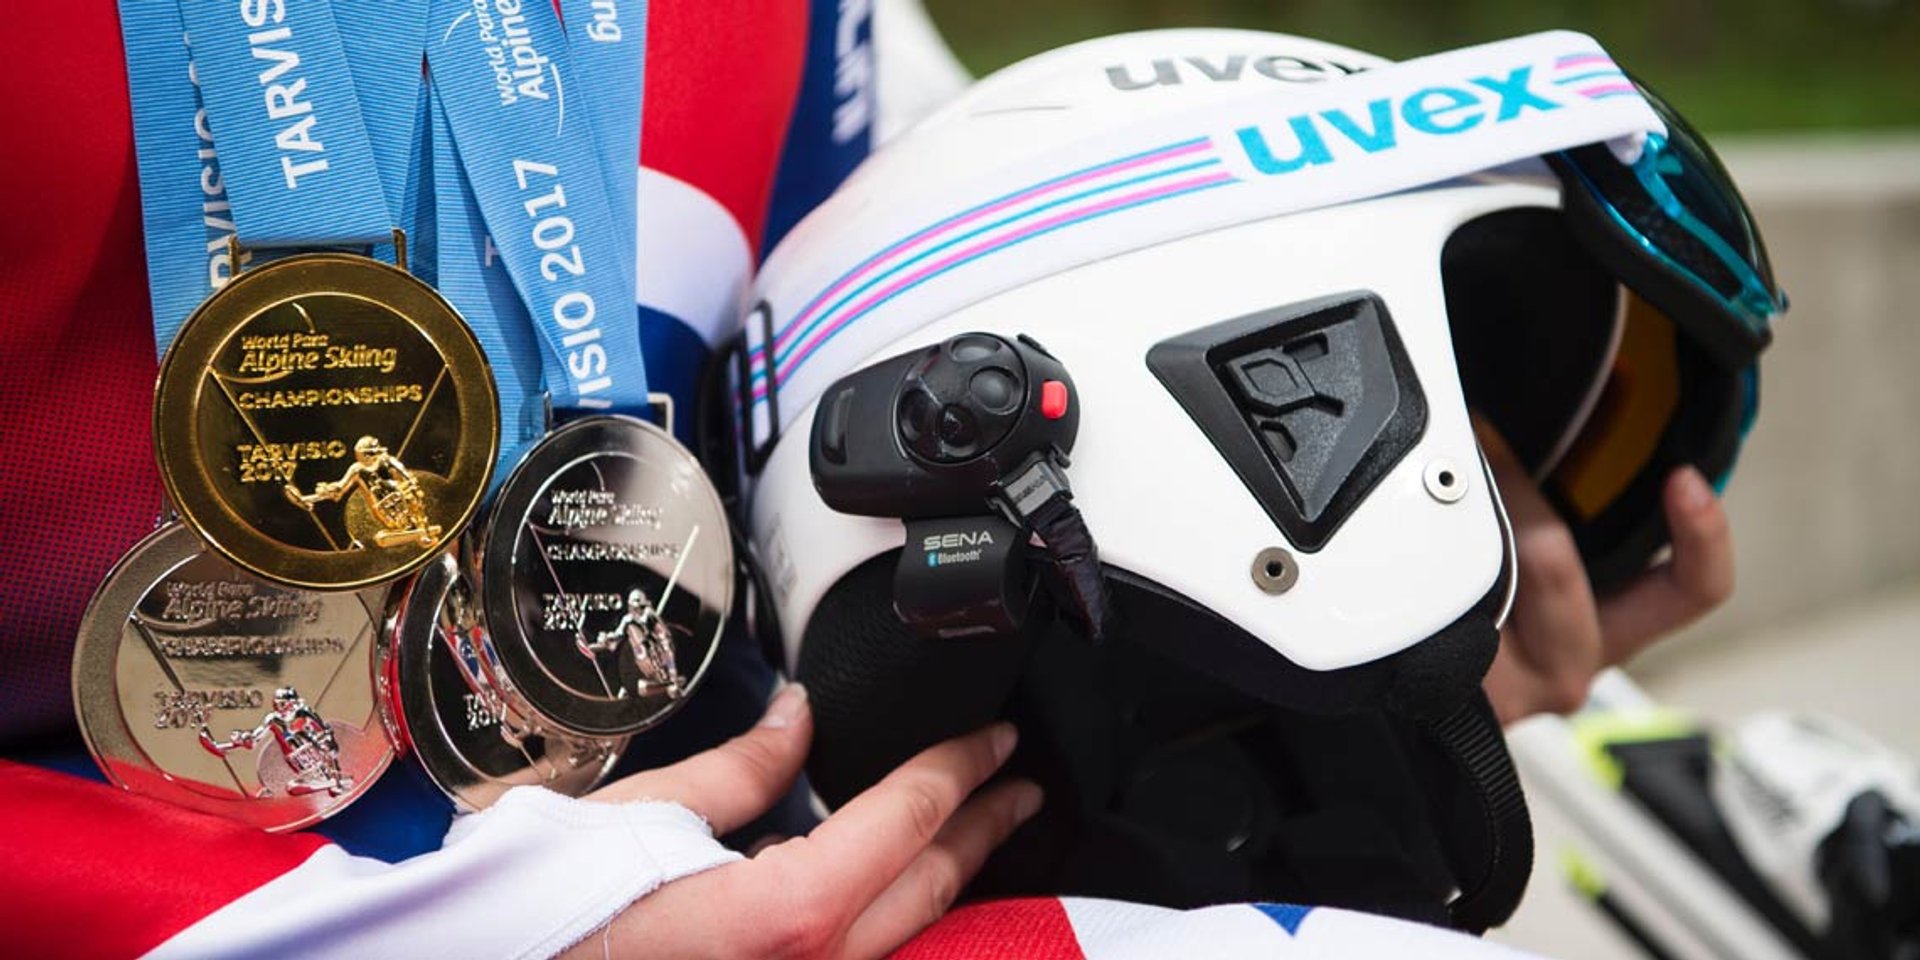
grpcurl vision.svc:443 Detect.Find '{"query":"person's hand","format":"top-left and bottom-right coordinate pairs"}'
top-left (563, 684), bottom-right (1043, 959)
top-left (1478, 422), bottom-right (1735, 724)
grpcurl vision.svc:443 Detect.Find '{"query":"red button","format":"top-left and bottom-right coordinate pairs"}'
top-left (1040, 380), bottom-right (1069, 420)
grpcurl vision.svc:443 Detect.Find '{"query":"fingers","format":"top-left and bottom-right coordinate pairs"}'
top-left (840, 779), bottom-right (1044, 959)
top-left (1475, 422), bottom-right (1737, 717)
top-left (1597, 466), bottom-right (1735, 664)
top-left (804, 722), bottom-right (1019, 913)
top-left (1478, 419), bottom-right (1604, 716)
top-left (574, 720), bottom-right (1025, 960)
top-left (585, 683), bottom-right (812, 836)
top-left (1505, 518), bottom-right (1604, 713)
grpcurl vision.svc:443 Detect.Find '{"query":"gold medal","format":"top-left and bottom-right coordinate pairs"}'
top-left (154, 250), bottom-right (498, 591)
top-left (73, 522), bottom-right (395, 832)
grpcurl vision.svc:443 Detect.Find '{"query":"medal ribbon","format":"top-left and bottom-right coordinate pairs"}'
top-left (118, 0), bottom-right (429, 354)
top-left (331, 0), bottom-right (431, 224)
top-left (424, 0), bottom-right (650, 413)
top-left (557, 0), bottom-right (647, 298)
top-left (427, 88), bottom-right (547, 476)
top-left (118, 1), bottom-right (227, 356)
top-left (174, 0), bottom-right (403, 248)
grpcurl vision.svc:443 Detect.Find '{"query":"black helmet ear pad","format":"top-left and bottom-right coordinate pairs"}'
top-left (798, 550), bottom-right (1038, 807)
top-left (796, 552), bottom-right (1510, 923)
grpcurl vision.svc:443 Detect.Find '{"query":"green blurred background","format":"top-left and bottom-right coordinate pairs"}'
top-left (921, 0), bottom-right (1920, 131)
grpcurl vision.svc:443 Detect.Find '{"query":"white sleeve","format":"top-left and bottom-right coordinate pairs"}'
top-left (145, 787), bottom-right (743, 960)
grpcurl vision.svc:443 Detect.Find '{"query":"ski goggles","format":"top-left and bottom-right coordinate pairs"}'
top-left (1486, 77), bottom-right (1786, 588)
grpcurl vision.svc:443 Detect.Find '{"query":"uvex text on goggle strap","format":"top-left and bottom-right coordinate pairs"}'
top-left (721, 27), bottom-right (1783, 933)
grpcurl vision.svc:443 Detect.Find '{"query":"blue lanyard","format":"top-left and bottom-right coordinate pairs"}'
top-left (424, 0), bottom-right (650, 413)
top-left (173, 0), bottom-right (402, 248)
top-left (118, 0), bottom-right (427, 353)
top-left (118, 1), bottom-right (226, 356)
top-left (557, 0), bottom-right (647, 302)
top-left (331, 0), bottom-right (431, 223)
top-left (427, 87), bottom-right (546, 478)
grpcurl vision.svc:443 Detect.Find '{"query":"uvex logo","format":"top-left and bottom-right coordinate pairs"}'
top-left (1235, 66), bottom-right (1559, 175)
top-left (1105, 54), bottom-right (1367, 91)
top-left (922, 531), bottom-right (995, 551)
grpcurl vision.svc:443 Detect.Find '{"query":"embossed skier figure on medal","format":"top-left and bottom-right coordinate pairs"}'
top-left (578, 586), bottom-right (689, 699)
top-left (198, 686), bottom-right (353, 798)
top-left (284, 436), bottom-right (444, 549)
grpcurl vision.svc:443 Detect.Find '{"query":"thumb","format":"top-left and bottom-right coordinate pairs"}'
top-left (586, 683), bottom-right (812, 836)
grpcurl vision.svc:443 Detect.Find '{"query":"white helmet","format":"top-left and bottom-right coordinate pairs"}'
top-left (713, 27), bottom-right (1781, 930)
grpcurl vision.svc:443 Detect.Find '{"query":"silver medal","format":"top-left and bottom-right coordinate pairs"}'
top-left (480, 416), bottom-right (732, 737)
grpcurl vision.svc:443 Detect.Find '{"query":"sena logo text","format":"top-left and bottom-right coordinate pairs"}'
top-left (1235, 66), bottom-right (1558, 175)
top-left (922, 530), bottom-right (996, 551)
top-left (1105, 54), bottom-right (1367, 92)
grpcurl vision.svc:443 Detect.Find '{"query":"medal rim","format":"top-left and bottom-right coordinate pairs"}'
top-left (153, 251), bottom-right (501, 592)
top-left (479, 414), bottom-right (733, 737)
top-left (72, 521), bottom-right (396, 833)
top-left (380, 551), bottom-right (626, 811)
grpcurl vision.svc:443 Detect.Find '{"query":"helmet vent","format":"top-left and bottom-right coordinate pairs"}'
top-left (1148, 292), bottom-right (1427, 552)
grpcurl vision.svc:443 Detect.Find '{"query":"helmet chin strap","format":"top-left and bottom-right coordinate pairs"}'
top-left (1423, 689), bottom-right (1535, 932)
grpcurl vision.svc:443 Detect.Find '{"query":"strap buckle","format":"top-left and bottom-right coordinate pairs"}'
top-left (731, 301), bottom-right (783, 475)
